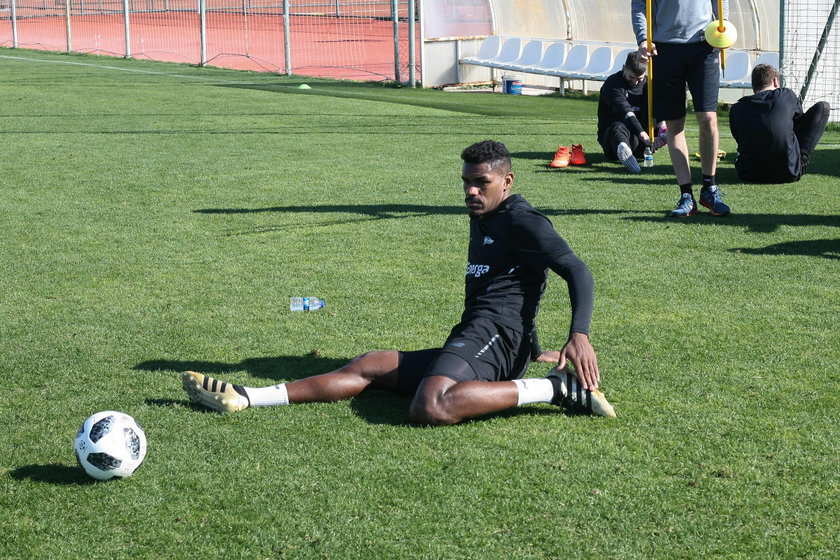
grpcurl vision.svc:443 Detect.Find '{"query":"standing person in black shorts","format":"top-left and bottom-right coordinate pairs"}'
top-left (182, 140), bottom-right (615, 424)
top-left (598, 52), bottom-right (667, 174)
top-left (632, 0), bottom-right (731, 217)
top-left (729, 64), bottom-right (831, 183)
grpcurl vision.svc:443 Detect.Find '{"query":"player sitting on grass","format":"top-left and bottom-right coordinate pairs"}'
top-left (729, 63), bottom-right (831, 184)
top-left (182, 140), bottom-right (616, 425)
top-left (597, 52), bottom-right (666, 174)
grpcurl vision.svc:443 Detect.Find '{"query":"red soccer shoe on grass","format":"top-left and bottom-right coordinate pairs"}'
top-left (570, 144), bottom-right (587, 165)
top-left (550, 145), bottom-right (571, 168)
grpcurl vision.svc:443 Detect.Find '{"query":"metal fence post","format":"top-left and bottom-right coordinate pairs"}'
top-left (123, 0), bottom-right (131, 58)
top-left (283, 0), bottom-right (292, 75)
top-left (779, 0), bottom-right (786, 88)
top-left (419, 0), bottom-right (426, 87)
top-left (408, 0), bottom-right (416, 87)
top-left (11, 0), bottom-right (18, 48)
top-left (391, 0), bottom-right (400, 83)
top-left (65, 0), bottom-right (72, 53)
top-left (199, 0), bottom-right (207, 65)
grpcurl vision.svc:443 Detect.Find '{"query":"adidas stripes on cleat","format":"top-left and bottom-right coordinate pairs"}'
top-left (182, 371), bottom-right (250, 413)
top-left (546, 366), bottom-right (616, 418)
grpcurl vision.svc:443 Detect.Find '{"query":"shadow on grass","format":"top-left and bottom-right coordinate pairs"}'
top-left (10, 464), bottom-right (97, 485)
top-left (730, 238), bottom-right (840, 259)
top-left (194, 203), bottom-right (664, 220)
top-left (195, 203), bottom-right (463, 218)
top-left (348, 391), bottom-right (567, 426)
top-left (348, 390), bottom-right (412, 425)
top-left (804, 146), bottom-right (840, 180)
top-left (549, 165), bottom-right (678, 185)
top-left (623, 212), bottom-right (840, 232)
top-left (134, 353), bottom-right (348, 381)
top-left (219, 81), bottom-right (595, 119)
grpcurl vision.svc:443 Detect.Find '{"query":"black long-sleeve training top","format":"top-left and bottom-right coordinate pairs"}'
top-left (462, 194), bottom-right (594, 336)
top-left (597, 70), bottom-right (649, 142)
top-left (729, 87), bottom-right (803, 182)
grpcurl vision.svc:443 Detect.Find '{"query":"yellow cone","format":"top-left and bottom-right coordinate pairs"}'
top-left (705, 20), bottom-right (738, 49)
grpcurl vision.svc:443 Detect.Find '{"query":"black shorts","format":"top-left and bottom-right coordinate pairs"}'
top-left (599, 121), bottom-right (645, 159)
top-left (395, 317), bottom-right (532, 396)
top-left (653, 42), bottom-right (720, 120)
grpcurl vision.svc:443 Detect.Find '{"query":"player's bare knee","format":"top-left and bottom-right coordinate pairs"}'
top-left (344, 350), bottom-right (390, 372)
top-left (340, 351), bottom-right (399, 389)
top-left (696, 111), bottom-right (717, 128)
top-left (409, 401), bottom-right (457, 426)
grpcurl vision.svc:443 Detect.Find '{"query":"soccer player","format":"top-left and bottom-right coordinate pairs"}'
top-left (729, 64), bottom-right (831, 183)
top-left (632, 0), bottom-right (731, 217)
top-left (597, 52), bottom-right (666, 174)
top-left (182, 140), bottom-right (616, 425)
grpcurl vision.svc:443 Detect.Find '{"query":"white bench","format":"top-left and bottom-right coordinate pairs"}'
top-left (460, 36), bottom-right (778, 91)
top-left (460, 37), bottom-right (629, 82)
top-left (461, 36), bottom-right (523, 68)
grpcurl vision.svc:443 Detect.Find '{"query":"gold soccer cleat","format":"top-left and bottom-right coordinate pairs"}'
top-left (547, 366), bottom-right (617, 418)
top-left (182, 371), bottom-right (250, 413)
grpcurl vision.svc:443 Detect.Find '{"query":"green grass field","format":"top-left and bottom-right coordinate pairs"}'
top-left (1, 48), bottom-right (838, 559)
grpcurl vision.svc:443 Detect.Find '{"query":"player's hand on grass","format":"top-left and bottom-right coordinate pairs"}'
top-left (558, 332), bottom-right (600, 391)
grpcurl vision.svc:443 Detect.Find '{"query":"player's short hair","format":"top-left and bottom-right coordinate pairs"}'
top-left (751, 63), bottom-right (780, 93)
top-left (461, 140), bottom-right (512, 172)
top-left (624, 52), bottom-right (647, 77)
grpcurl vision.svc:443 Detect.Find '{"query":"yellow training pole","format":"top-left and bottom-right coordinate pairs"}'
top-left (718, 0), bottom-right (726, 69)
top-left (646, 0), bottom-right (654, 140)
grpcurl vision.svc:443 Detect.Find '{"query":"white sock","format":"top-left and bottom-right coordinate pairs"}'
top-left (243, 383), bottom-right (290, 407)
top-left (513, 378), bottom-right (555, 406)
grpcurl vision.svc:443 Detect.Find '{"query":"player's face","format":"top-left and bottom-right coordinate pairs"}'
top-left (623, 67), bottom-right (645, 88)
top-left (462, 161), bottom-right (513, 218)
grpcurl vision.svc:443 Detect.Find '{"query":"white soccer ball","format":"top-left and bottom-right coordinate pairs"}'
top-left (74, 411), bottom-right (147, 481)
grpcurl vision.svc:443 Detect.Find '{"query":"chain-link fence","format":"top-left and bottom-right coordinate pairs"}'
top-left (0, 0), bottom-right (420, 82)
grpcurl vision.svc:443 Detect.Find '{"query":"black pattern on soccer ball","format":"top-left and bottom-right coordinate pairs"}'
top-left (86, 452), bottom-right (122, 471)
top-left (124, 427), bottom-right (142, 460)
top-left (89, 415), bottom-right (115, 443)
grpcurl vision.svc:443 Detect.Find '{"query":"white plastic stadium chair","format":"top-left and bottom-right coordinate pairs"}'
top-left (753, 51), bottom-right (780, 70)
top-left (487, 37), bottom-right (524, 66)
top-left (572, 46), bottom-right (615, 80)
top-left (497, 40), bottom-right (544, 71)
top-left (523, 42), bottom-right (568, 74)
top-left (719, 50), bottom-right (752, 88)
top-left (546, 44), bottom-right (590, 77)
top-left (607, 48), bottom-right (637, 77)
top-left (460, 35), bottom-right (502, 66)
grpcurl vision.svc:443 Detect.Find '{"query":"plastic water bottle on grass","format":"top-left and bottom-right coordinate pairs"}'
top-left (290, 297), bottom-right (325, 311)
top-left (643, 147), bottom-right (654, 167)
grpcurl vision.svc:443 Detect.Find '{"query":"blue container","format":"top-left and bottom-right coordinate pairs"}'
top-left (503, 77), bottom-right (522, 95)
